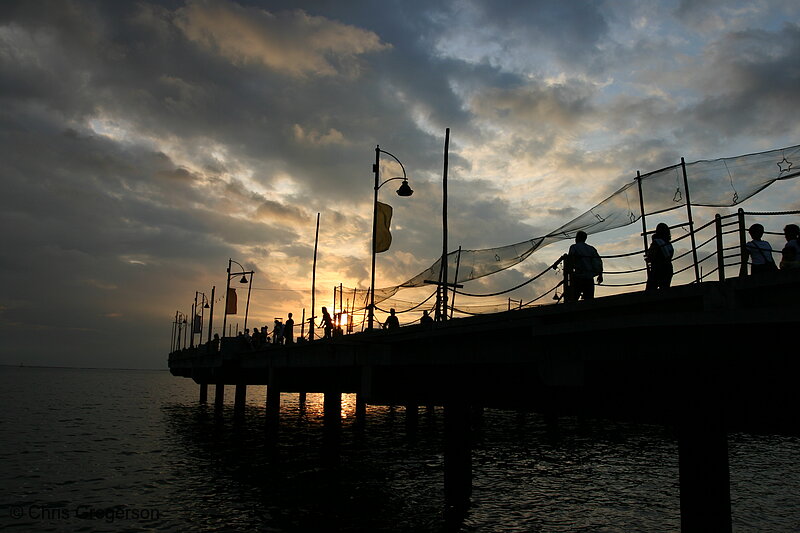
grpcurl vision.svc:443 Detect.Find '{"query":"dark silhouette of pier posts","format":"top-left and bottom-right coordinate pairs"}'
top-left (234, 383), bottom-right (247, 413)
top-left (355, 393), bottom-right (367, 423)
top-left (323, 391), bottom-right (342, 462)
top-left (406, 403), bottom-right (419, 439)
top-left (444, 401), bottom-right (472, 522)
top-left (199, 383), bottom-right (208, 403)
top-left (214, 382), bottom-right (224, 409)
top-left (298, 392), bottom-right (307, 409)
top-left (266, 385), bottom-right (280, 423)
top-left (405, 404), bottom-right (419, 431)
top-left (324, 391), bottom-right (342, 423)
top-left (678, 404), bottom-right (732, 532)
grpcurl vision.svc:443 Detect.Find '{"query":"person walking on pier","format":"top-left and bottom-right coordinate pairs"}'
top-left (646, 223), bottom-right (674, 290)
top-left (780, 224), bottom-right (800, 270)
top-left (420, 310), bottom-right (433, 327)
top-left (321, 307), bottom-right (334, 339)
top-left (383, 308), bottom-right (400, 330)
top-left (745, 223), bottom-right (777, 275)
top-left (283, 312), bottom-right (295, 344)
top-left (565, 230), bottom-right (603, 302)
top-left (273, 319), bottom-right (284, 345)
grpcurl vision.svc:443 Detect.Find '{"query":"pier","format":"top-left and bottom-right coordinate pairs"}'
top-left (169, 271), bottom-right (800, 532)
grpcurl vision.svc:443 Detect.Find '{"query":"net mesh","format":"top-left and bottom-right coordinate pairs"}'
top-left (347, 144), bottom-right (800, 309)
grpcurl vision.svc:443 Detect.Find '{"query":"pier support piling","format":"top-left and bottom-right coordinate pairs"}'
top-left (323, 391), bottom-right (342, 424)
top-left (444, 401), bottom-right (472, 521)
top-left (234, 384), bottom-right (247, 413)
top-left (322, 391), bottom-right (342, 462)
top-left (678, 407), bottom-right (732, 532)
top-left (355, 393), bottom-right (367, 423)
top-left (298, 392), bottom-right (307, 410)
top-left (405, 403), bottom-right (419, 431)
top-left (214, 382), bottom-right (224, 409)
top-left (199, 383), bottom-right (208, 404)
top-left (266, 385), bottom-right (280, 423)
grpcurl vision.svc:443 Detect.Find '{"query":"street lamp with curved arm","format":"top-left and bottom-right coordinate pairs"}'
top-left (172, 310), bottom-right (189, 352)
top-left (190, 291), bottom-right (211, 348)
top-left (221, 258), bottom-right (255, 338)
top-left (369, 145), bottom-right (414, 329)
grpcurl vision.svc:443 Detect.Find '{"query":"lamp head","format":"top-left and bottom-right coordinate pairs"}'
top-left (239, 275), bottom-right (249, 284)
top-left (396, 179), bottom-right (413, 197)
top-left (204, 302), bottom-right (210, 309)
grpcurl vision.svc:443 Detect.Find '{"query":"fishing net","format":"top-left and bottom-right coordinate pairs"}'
top-left (347, 144), bottom-right (800, 309)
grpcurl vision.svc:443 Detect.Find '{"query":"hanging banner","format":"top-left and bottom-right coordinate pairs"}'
top-left (225, 288), bottom-right (237, 315)
top-left (193, 314), bottom-right (202, 334)
top-left (374, 201), bottom-right (393, 253)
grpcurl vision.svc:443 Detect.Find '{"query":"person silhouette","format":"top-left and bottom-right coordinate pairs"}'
top-left (780, 224), bottom-right (800, 270)
top-left (283, 312), bottom-right (295, 344)
top-left (272, 319), bottom-right (283, 345)
top-left (745, 223), bottom-right (777, 275)
top-left (565, 230), bottom-right (603, 302)
top-left (321, 307), bottom-right (334, 339)
top-left (383, 308), bottom-right (400, 330)
top-left (646, 223), bottom-right (674, 290)
top-left (420, 310), bottom-right (433, 327)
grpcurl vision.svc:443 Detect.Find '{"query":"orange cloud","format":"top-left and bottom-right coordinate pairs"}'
top-left (176, 1), bottom-right (390, 77)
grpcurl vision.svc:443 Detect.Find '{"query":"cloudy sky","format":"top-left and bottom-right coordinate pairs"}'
top-left (1, 0), bottom-right (799, 368)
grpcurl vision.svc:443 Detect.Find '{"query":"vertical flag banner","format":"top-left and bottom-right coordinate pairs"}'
top-left (226, 288), bottom-right (238, 315)
top-left (193, 314), bottom-right (202, 334)
top-left (374, 201), bottom-right (393, 253)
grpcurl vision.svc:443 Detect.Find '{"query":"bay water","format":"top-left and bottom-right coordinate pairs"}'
top-left (1, 366), bottom-right (798, 532)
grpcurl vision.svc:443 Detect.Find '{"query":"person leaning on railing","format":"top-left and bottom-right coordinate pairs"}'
top-left (645, 223), bottom-right (674, 290)
top-left (780, 224), bottom-right (800, 270)
top-left (745, 223), bottom-right (778, 275)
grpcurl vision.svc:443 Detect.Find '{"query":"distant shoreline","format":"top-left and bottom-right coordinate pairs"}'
top-left (0, 364), bottom-right (167, 372)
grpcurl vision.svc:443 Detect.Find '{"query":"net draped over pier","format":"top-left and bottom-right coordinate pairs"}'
top-left (349, 144), bottom-right (800, 308)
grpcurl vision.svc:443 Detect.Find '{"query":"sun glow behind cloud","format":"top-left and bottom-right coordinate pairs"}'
top-left (1, 0), bottom-right (799, 368)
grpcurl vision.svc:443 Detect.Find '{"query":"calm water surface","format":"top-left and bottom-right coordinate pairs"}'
top-left (1, 366), bottom-right (798, 532)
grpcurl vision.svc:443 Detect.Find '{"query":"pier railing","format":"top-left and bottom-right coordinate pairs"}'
top-left (437, 207), bottom-right (799, 317)
top-left (170, 208), bottom-right (800, 346)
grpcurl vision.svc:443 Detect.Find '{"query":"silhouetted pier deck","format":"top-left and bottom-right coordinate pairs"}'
top-left (168, 272), bottom-right (800, 532)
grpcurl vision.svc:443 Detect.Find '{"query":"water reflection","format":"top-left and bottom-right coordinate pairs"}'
top-left (6, 368), bottom-right (800, 532)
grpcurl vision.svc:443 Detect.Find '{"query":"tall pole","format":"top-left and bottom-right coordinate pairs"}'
top-left (439, 128), bottom-right (450, 321)
top-left (244, 271), bottom-right (253, 332)
top-left (190, 300), bottom-right (196, 348)
top-left (311, 212), bottom-right (320, 340)
top-left (199, 293), bottom-right (205, 343)
top-left (207, 285), bottom-right (215, 343)
top-left (681, 158), bottom-right (701, 283)
top-left (172, 311), bottom-right (178, 352)
top-left (450, 246), bottom-right (461, 319)
top-left (222, 258), bottom-right (232, 339)
top-left (369, 145), bottom-right (380, 329)
top-left (636, 171), bottom-right (649, 252)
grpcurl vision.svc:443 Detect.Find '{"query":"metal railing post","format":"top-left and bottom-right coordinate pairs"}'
top-left (715, 214), bottom-right (725, 282)
top-left (737, 208), bottom-right (748, 277)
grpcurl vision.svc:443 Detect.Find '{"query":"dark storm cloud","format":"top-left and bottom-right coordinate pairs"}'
top-left (688, 23), bottom-right (800, 137)
top-left (1, 0), bottom-right (798, 368)
top-left (431, 0), bottom-right (611, 76)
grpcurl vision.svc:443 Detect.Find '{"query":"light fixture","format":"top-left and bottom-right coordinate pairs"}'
top-left (396, 180), bottom-right (413, 197)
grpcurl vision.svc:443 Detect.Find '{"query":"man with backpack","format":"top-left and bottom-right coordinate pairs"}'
top-left (565, 230), bottom-right (603, 302)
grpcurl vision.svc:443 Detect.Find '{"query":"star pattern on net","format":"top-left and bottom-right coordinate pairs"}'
top-left (777, 156), bottom-right (793, 174)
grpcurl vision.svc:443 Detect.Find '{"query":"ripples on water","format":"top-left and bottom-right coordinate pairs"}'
top-left (1, 366), bottom-right (799, 532)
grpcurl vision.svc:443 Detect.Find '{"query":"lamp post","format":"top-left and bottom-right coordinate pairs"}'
top-left (369, 145), bottom-right (414, 329)
top-left (221, 259), bottom-right (255, 338)
top-left (190, 291), bottom-right (210, 348)
top-left (172, 311), bottom-right (188, 352)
